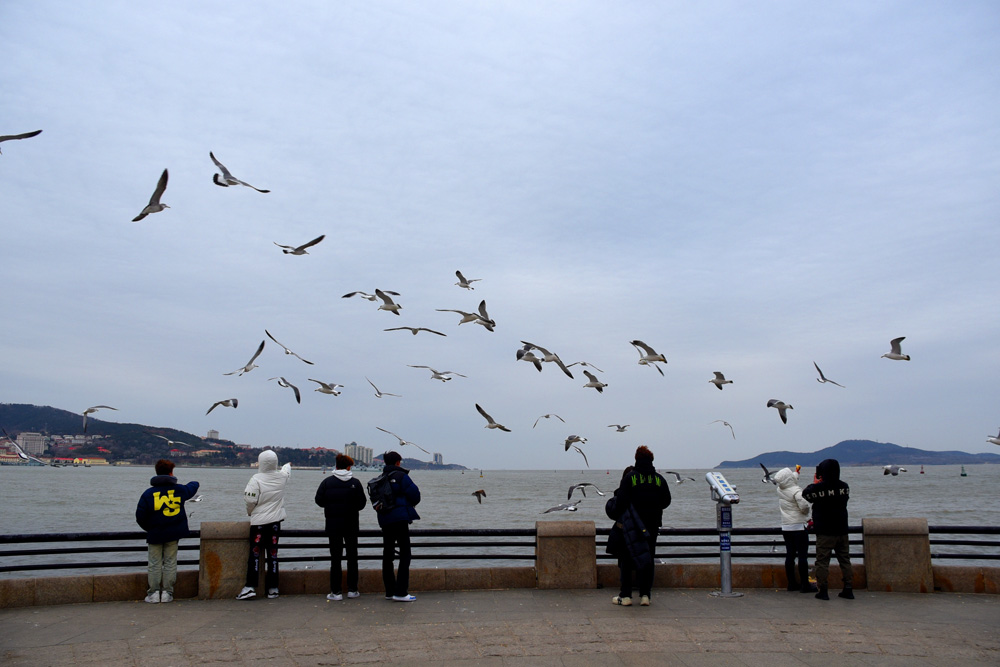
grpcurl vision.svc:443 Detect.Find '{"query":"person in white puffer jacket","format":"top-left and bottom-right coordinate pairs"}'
top-left (237, 450), bottom-right (291, 600)
top-left (774, 466), bottom-right (817, 593)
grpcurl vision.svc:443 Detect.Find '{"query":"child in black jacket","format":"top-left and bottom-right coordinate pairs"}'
top-left (801, 458), bottom-right (853, 600)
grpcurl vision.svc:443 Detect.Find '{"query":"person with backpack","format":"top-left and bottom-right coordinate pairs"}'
top-left (371, 451), bottom-right (420, 602)
top-left (315, 453), bottom-right (367, 600)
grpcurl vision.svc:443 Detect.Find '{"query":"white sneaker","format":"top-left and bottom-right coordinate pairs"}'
top-left (160, 592), bottom-right (174, 603)
top-left (267, 588), bottom-right (279, 599)
top-left (144, 592), bottom-right (160, 604)
top-left (326, 592), bottom-right (343, 601)
top-left (639, 595), bottom-right (650, 606)
top-left (347, 591), bottom-right (360, 599)
top-left (236, 586), bottom-right (255, 600)
top-left (392, 594), bottom-right (416, 602)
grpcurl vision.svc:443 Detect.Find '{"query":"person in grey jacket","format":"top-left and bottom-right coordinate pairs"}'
top-left (237, 449), bottom-right (291, 601)
top-left (774, 466), bottom-right (817, 593)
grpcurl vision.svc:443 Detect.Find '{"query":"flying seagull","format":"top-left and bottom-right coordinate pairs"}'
top-left (813, 361), bottom-right (845, 388)
top-left (567, 445), bottom-right (590, 468)
top-left (206, 398), bottom-right (238, 415)
top-left (566, 361), bottom-right (605, 373)
top-left (608, 424), bottom-right (630, 432)
top-left (881, 337), bottom-right (911, 361)
top-left (564, 435), bottom-right (587, 450)
top-left (759, 463), bottom-right (777, 485)
top-left (455, 270), bottom-right (482, 290)
top-left (342, 290), bottom-right (400, 302)
top-left (308, 379), bottom-right (344, 395)
top-left (630, 340), bottom-right (667, 375)
top-left (376, 427), bottom-right (431, 455)
top-left (582, 370), bottom-right (607, 393)
top-left (882, 464), bottom-right (908, 476)
top-left (82, 405), bottom-right (117, 433)
top-left (366, 377), bottom-right (400, 398)
top-left (568, 482), bottom-right (605, 499)
top-left (542, 500), bottom-right (581, 513)
top-left (710, 420), bottom-right (736, 439)
top-left (516, 344), bottom-right (544, 372)
top-left (152, 434), bottom-right (196, 448)
top-left (665, 471), bottom-right (696, 484)
top-left (375, 289), bottom-right (402, 315)
top-left (0, 129), bottom-right (42, 153)
top-left (988, 428), bottom-right (1000, 447)
top-left (2, 428), bottom-right (48, 465)
top-left (265, 330), bottom-right (313, 364)
top-left (766, 399), bottom-right (793, 424)
top-left (274, 234), bottom-right (325, 255)
top-left (472, 489), bottom-right (487, 503)
top-left (408, 365), bottom-right (467, 382)
top-left (475, 403), bottom-right (511, 432)
top-left (709, 372), bottom-right (732, 390)
top-left (533, 413), bottom-right (565, 428)
top-left (520, 341), bottom-right (574, 378)
top-left (224, 340), bottom-right (266, 376)
top-left (384, 326), bottom-right (446, 337)
top-left (474, 300), bottom-right (495, 331)
top-left (209, 151), bottom-right (270, 192)
top-left (268, 377), bottom-right (301, 404)
top-left (131, 169), bottom-right (169, 222)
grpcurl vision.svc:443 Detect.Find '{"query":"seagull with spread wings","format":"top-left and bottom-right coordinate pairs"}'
top-left (630, 340), bottom-right (666, 375)
top-left (475, 404), bottom-right (511, 432)
top-left (709, 372), bottom-right (732, 390)
top-left (224, 340), bottom-right (266, 376)
top-left (665, 471), bottom-right (696, 484)
top-left (455, 270), bottom-right (482, 290)
top-left (582, 370), bottom-right (607, 393)
top-left (274, 235), bottom-right (325, 255)
top-left (308, 379), bottom-right (344, 395)
top-left (520, 341), bottom-right (574, 378)
top-left (366, 378), bottom-right (401, 398)
top-left (533, 413), bottom-right (565, 428)
top-left (568, 482), bottom-right (605, 499)
top-left (813, 362), bottom-right (845, 388)
top-left (471, 489), bottom-right (487, 503)
top-left (265, 330), bottom-right (313, 365)
top-left (343, 290), bottom-right (400, 302)
top-left (384, 326), bottom-right (446, 337)
top-left (543, 500), bottom-right (581, 513)
top-left (152, 434), bottom-right (196, 448)
top-left (0, 129), bottom-right (42, 153)
top-left (759, 463), bottom-right (777, 485)
top-left (607, 424), bottom-right (629, 432)
top-left (209, 151), bottom-right (270, 192)
top-left (408, 365), bottom-right (467, 382)
top-left (767, 399), bottom-right (794, 424)
top-left (376, 426), bottom-right (431, 455)
top-left (131, 169), bottom-right (169, 221)
top-left (881, 337), bottom-right (911, 361)
top-left (206, 398), bottom-right (238, 415)
top-left (82, 405), bottom-right (117, 433)
top-left (710, 420), bottom-right (736, 439)
top-left (268, 377), bottom-right (301, 404)
top-left (374, 288), bottom-right (402, 315)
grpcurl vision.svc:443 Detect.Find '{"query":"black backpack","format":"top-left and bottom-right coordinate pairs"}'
top-left (367, 470), bottom-right (397, 512)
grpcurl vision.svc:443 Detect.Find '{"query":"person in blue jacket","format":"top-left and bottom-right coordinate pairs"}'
top-left (135, 459), bottom-right (199, 603)
top-left (376, 451), bottom-right (420, 601)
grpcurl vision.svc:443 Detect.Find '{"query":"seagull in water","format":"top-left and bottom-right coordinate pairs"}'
top-left (376, 427), bottom-right (431, 455)
top-left (709, 372), bottom-right (732, 390)
top-left (0, 129), bottom-right (42, 153)
top-left (813, 361), bottom-right (845, 388)
top-left (582, 370), bottom-right (607, 393)
top-left (533, 414), bottom-right (565, 428)
top-left (265, 330), bottom-right (313, 365)
top-left (384, 326), bottom-right (446, 337)
top-left (274, 235), bottom-right (325, 255)
top-left (881, 337), bottom-right (911, 361)
top-left (988, 428), bottom-right (1000, 447)
top-left (375, 289), bottom-right (402, 315)
top-left (630, 340), bottom-right (667, 375)
top-left (209, 151), bottom-right (270, 192)
top-left (455, 270), bottom-right (482, 290)
top-left (308, 379), bottom-right (344, 396)
top-left (543, 500), bottom-right (581, 514)
top-left (710, 420), bottom-right (735, 439)
top-left (607, 424), bottom-right (629, 432)
top-left (206, 398), bottom-right (238, 415)
top-left (408, 365), bottom-right (467, 382)
top-left (366, 378), bottom-right (401, 398)
top-left (665, 471), bottom-right (696, 484)
top-left (268, 377), bottom-right (301, 404)
top-left (568, 482), bottom-right (605, 499)
top-left (472, 490), bottom-right (487, 503)
top-left (131, 169), bottom-right (169, 222)
top-left (759, 463), bottom-right (777, 485)
top-left (82, 405), bottom-right (117, 433)
top-left (476, 404), bottom-right (511, 432)
top-left (343, 290), bottom-right (400, 302)
top-left (224, 340), bottom-right (266, 376)
top-left (767, 399), bottom-right (793, 424)
top-left (882, 465), bottom-right (908, 476)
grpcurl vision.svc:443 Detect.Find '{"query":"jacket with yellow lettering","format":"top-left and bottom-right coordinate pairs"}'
top-left (135, 474), bottom-right (200, 544)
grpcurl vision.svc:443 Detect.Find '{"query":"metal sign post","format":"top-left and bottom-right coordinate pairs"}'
top-left (705, 472), bottom-right (743, 598)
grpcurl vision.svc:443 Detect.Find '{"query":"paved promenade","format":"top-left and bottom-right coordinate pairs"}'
top-left (2, 588), bottom-right (998, 666)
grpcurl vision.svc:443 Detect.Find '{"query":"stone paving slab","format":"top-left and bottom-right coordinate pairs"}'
top-left (1, 588), bottom-right (998, 666)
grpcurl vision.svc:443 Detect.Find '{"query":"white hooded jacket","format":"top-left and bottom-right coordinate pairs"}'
top-left (774, 467), bottom-right (811, 530)
top-left (244, 450), bottom-right (291, 525)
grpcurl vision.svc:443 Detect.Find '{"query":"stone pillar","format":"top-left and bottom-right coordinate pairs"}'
top-left (198, 521), bottom-right (250, 599)
top-left (535, 521), bottom-right (596, 589)
top-left (862, 518), bottom-right (933, 593)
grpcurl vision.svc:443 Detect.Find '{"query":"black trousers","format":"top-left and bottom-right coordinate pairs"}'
top-left (327, 527), bottom-right (359, 594)
top-left (245, 521), bottom-right (281, 590)
top-left (618, 534), bottom-right (658, 598)
top-left (381, 521), bottom-right (411, 597)
top-left (782, 529), bottom-right (810, 588)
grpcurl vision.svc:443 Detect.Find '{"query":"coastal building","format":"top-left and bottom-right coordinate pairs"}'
top-left (433, 452), bottom-right (444, 465)
top-left (344, 442), bottom-right (373, 466)
top-left (16, 432), bottom-right (46, 455)
top-left (207, 429), bottom-right (219, 440)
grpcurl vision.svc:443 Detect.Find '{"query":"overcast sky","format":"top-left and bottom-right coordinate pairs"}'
top-left (2, 2), bottom-right (998, 470)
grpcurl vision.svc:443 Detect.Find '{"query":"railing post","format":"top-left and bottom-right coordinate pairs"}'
top-left (535, 521), bottom-right (596, 589)
top-left (862, 518), bottom-right (933, 593)
top-left (198, 521), bottom-right (250, 599)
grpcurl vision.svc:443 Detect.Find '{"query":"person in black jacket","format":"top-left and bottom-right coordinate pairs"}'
top-left (135, 459), bottom-right (199, 604)
top-left (376, 451), bottom-right (421, 602)
top-left (610, 446), bottom-right (671, 607)
top-left (801, 458), bottom-right (853, 600)
top-left (314, 454), bottom-right (367, 600)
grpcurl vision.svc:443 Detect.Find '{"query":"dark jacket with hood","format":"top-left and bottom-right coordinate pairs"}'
top-left (135, 475), bottom-right (199, 544)
top-left (375, 464), bottom-right (421, 528)
top-left (614, 461), bottom-right (672, 532)
top-left (315, 469), bottom-right (367, 532)
top-left (801, 458), bottom-right (850, 536)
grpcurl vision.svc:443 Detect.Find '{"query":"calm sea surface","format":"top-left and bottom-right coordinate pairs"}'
top-left (2, 464), bottom-right (997, 576)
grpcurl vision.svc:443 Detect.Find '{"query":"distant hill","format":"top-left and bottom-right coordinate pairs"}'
top-left (717, 439), bottom-right (1000, 468)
